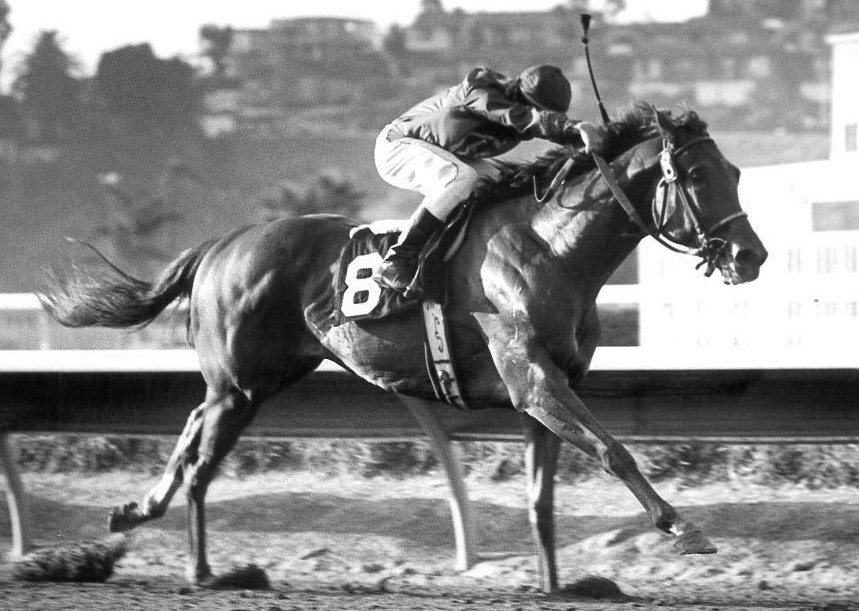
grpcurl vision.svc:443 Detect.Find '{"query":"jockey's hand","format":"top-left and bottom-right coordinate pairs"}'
top-left (575, 121), bottom-right (607, 154)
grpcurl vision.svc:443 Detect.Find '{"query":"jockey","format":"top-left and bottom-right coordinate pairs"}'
top-left (373, 64), bottom-right (607, 296)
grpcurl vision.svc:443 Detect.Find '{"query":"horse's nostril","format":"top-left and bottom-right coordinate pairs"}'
top-left (733, 246), bottom-right (759, 268)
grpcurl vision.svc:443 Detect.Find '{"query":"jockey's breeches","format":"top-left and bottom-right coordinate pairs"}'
top-left (374, 124), bottom-right (499, 221)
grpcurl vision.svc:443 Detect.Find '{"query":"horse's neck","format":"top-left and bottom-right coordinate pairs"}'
top-left (530, 146), bottom-right (657, 296)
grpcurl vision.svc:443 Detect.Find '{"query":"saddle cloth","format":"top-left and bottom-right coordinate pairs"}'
top-left (333, 223), bottom-right (422, 324)
top-left (333, 205), bottom-right (473, 325)
top-left (333, 212), bottom-right (472, 409)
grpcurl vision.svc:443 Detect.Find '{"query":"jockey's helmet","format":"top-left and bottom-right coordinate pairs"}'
top-left (517, 65), bottom-right (572, 114)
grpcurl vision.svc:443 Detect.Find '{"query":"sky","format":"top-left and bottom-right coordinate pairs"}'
top-left (1, 0), bottom-right (708, 82)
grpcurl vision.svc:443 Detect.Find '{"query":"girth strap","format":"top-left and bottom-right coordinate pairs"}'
top-left (422, 298), bottom-right (467, 409)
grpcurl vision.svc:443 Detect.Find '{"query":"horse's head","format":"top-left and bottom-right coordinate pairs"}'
top-left (625, 107), bottom-right (768, 285)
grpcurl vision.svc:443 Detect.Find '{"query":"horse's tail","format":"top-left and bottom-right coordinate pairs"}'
top-left (39, 239), bottom-right (217, 330)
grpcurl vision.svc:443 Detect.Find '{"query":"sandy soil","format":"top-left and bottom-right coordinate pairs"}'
top-left (2, 469), bottom-right (858, 610)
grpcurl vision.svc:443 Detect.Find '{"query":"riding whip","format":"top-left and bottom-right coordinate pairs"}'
top-left (580, 16), bottom-right (649, 239)
top-left (536, 13), bottom-right (610, 203)
top-left (580, 13), bottom-right (610, 125)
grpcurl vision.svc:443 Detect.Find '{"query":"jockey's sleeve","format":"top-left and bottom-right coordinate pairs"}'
top-left (463, 86), bottom-right (580, 144)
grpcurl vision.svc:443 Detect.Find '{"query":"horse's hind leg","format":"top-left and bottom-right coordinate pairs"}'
top-left (109, 401), bottom-right (208, 532)
top-left (399, 395), bottom-right (477, 571)
top-left (108, 388), bottom-right (260, 583)
top-left (522, 415), bottom-right (561, 593)
top-left (181, 388), bottom-right (259, 583)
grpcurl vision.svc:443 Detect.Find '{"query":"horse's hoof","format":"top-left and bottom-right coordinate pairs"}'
top-left (108, 502), bottom-right (139, 533)
top-left (186, 565), bottom-right (213, 585)
top-left (674, 529), bottom-right (717, 555)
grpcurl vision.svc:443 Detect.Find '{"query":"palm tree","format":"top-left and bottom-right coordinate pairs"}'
top-left (199, 24), bottom-right (234, 81)
top-left (88, 160), bottom-right (200, 277)
top-left (258, 169), bottom-right (365, 222)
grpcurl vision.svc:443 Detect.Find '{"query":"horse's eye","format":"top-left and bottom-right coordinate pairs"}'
top-left (689, 168), bottom-right (704, 183)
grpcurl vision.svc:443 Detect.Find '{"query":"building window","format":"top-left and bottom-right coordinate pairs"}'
top-left (846, 123), bottom-right (858, 153)
top-left (812, 201), bottom-right (859, 231)
top-left (787, 302), bottom-right (802, 318)
top-left (787, 247), bottom-right (802, 274)
top-left (746, 56), bottom-right (771, 78)
top-left (817, 248), bottom-right (836, 274)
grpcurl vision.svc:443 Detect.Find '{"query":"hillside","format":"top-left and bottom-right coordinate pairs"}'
top-left (0, 128), bottom-right (418, 293)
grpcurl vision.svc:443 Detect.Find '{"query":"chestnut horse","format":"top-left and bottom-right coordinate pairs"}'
top-left (40, 104), bottom-right (767, 591)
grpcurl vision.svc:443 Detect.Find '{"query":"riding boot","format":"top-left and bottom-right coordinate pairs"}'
top-left (373, 207), bottom-right (444, 297)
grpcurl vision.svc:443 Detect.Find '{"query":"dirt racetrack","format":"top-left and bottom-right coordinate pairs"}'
top-left (2, 470), bottom-right (858, 610)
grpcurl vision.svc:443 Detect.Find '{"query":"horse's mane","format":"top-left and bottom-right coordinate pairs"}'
top-left (483, 101), bottom-right (709, 202)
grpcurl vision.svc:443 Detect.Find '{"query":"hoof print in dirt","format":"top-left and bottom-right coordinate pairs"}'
top-left (204, 563), bottom-right (271, 590)
top-left (559, 575), bottom-right (631, 601)
top-left (11, 534), bottom-right (128, 582)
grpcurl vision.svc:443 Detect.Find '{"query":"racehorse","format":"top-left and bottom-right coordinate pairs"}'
top-left (40, 102), bottom-right (767, 592)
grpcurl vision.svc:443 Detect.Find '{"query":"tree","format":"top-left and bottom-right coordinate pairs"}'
top-left (603, 0), bottom-right (626, 18)
top-left (567, 0), bottom-right (592, 12)
top-left (12, 30), bottom-right (79, 142)
top-left (422, 0), bottom-right (444, 15)
top-left (0, 94), bottom-right (19, 138)
top-left (0, 1), bottom-right (12, 90)
top-left (96, 44), bottom-right (197, 129)
top-left (88, 161), bottom-right (197, 277)
top-left (258, 170), bottom-right (365, 222)
top-left (382, 24), bottom-right (407, 78)
top-left (199, 24), bottom-right (233, 80)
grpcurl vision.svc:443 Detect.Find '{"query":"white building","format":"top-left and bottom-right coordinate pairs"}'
top-left (828, 30), bottom-right (859, 159)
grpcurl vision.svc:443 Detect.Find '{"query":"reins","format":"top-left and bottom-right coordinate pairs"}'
top-left (534, 156), bottom-right (574, 204)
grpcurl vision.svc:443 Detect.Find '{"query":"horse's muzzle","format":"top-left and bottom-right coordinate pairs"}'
top-left (720, 235), bottom-right (768, 285)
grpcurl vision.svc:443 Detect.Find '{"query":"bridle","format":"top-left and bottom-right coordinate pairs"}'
top-left (575, 14), bottom-right (747, 276)
top-left (593, 135), bottom-right (748, 277)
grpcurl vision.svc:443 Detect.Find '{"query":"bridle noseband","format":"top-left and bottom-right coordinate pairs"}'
top-left (594, 136), bottom-right (748, 276)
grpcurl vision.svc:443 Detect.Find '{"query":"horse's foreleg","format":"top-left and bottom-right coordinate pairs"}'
top-left (521, 415), bottom-right (561, 593)
top-left (490, 339), bottom-right (716, 555)
top-left (525, 393), bottom-right (715, 553)
top-left (109, 403), bottom-right (208, 533)
top-left (181, 390), bottom-right (257, 583)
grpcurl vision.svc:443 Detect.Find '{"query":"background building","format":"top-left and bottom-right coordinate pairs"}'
top-left (199, 2), bottom-right (859, 137)
top-left (828, 29), bottom-right (859, 158)
top-left (635, 26), bottom-right (859, 357)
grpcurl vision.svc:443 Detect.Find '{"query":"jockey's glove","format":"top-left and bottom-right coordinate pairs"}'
top-left (548, 116), bottom-right (606, 154)
top-left (574, 121), bottom-right (607, 154)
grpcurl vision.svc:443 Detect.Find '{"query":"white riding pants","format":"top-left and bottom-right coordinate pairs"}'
top-left (374, 124), bottom-right (500, 222)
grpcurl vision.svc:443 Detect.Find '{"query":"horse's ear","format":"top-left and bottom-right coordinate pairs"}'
top-left (652, 106), bottom-right (676, 141)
